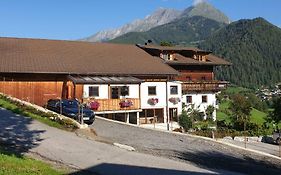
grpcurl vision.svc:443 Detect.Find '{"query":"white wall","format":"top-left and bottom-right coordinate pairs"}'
top-left (140, 82), bottom-right (166, 109)
top-left (167, 82), bottom-right (182, 115)
top-left (141, 81), bottom-right (182, 123)
top-left (182, 93), bottom-right (216, 120)
top-left (83, 84), bottom-right (139, 99)
top-left (83, 84), bottom-right (108, 99)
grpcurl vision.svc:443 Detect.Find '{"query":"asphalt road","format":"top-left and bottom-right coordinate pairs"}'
top-left (0, 108), bottom-right (240, 175)
top-left (92, 117), bottom-right (281, 175)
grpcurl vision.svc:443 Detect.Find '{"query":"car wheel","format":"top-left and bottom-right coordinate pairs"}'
top-left (276, 138), bottom-right (281, 145)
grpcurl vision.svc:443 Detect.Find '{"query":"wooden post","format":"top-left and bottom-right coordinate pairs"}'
top-left (62, 80), bottom-right (67, 99)
top-left (137, 112), bottom-right (140, 125)
top-left (153, 108), bottom-right (156, 129)
top-left (72, 82), bottom-right (76, 99)
top-left (145, 109), bottom-right (147, 124)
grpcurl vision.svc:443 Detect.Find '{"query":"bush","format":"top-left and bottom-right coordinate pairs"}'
top-left (179, 110), bottom-right (192, 132)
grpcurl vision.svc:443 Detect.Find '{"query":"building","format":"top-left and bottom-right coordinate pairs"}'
top-left (137, 44), bottom-right (231, 120)
top-left (0, 37), bottom-right (181, 126)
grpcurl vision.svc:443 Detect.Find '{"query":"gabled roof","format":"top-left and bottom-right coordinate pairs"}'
top-left (137, 44), bottom-right (231, 66)
top-left (0, 37), bottom-right (178, 76)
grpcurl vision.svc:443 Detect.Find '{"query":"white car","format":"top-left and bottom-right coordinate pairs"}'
top-left (273, 132), bottom-right (281, 145)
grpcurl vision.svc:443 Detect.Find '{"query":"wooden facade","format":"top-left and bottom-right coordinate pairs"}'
top-left (83, 98), bottom-right (140, 112)
top-left (0, 79), bottom-right (83, 106)
top-left (181, 81), bottom-right (228, 93)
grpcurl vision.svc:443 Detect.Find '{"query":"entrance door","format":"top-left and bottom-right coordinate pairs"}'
top-left (169, 108), bottom-right (178, 122)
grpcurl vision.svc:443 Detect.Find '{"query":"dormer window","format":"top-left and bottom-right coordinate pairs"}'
top-left (160, 52), bottom-right (175, 61)
top-left (193, 54), bottom-right (207, 62)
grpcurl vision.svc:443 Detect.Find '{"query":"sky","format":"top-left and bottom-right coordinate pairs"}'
top-left (0, 0), bottom-right (280, 40)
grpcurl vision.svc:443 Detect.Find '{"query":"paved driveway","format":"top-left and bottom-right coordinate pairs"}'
top-left (0, 108), bottom-right (240, 175)
top-left (92, 117), bottom-right (281, 175)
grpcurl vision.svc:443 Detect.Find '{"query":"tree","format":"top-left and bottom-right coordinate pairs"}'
top-left (205, 105), bottom-right (215, 121)
top-left (229, 94), bottom-right (252, 130)
top-left (160, 41), bottom-right (174, 47)
top-left (269, 97), bottom-right (281, 125)
top-left (179, 109), bottom-right (192, 132)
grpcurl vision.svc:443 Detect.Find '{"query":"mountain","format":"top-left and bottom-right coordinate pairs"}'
top-left (199, 17), bottom-right (281, 88)
top-left (110, 16), bottom-right (226, 45)
top-left (181, 2), bottom-right (230, 24)
top-left (108, 2), bottom-right (229, 45)
top-left (82, 8), bottom-right (181, 42)
top-left (82, 1), bottom-right (230, 42)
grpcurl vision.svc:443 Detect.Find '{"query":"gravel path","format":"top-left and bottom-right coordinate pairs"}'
top-left (92, 117), bottom-right (281, 175)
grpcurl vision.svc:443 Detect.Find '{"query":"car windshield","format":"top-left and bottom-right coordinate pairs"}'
top-left (62, 100), bottom-right (79, 108)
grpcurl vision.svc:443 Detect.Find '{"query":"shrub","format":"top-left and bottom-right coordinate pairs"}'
top-left (179, 110), bottom-right (192, 132)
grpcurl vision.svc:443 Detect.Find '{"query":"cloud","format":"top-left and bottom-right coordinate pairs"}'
top-left (193, 0), bottom-right (207, 6)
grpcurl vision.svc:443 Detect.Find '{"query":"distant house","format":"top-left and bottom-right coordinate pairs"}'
top-left (0, 37), bottom-right (181, 126)
top-left (137, 44), bottom-right (231, 120)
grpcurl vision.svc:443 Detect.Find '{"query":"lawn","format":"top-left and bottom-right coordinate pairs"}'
top-left (0, 147), bottom-right (63, 175)
top-left (217, 100), bottom-right (267, 125)
top-left (224, 86), bottom-right (251, 94)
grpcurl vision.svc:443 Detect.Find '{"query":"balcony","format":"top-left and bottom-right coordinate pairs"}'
top-left (182, 81), bottom-right (229, 92)
top-left (83, 98), bottom-right (140, 112)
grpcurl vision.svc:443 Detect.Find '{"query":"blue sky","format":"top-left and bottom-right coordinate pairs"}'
top-left (0, 0), bottom-right (280, 40)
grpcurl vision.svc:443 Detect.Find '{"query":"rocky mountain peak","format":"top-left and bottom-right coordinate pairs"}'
top-left (181, 1), bottom-right (230, 24)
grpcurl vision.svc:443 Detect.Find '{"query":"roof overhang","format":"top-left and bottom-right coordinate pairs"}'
top-left (67, 75), bottom-right (143, 84)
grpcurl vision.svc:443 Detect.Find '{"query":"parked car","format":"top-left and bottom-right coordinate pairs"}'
top-left (273, 132), bottom-right (281, 145)
top-left (47, 99), bottom-right (95, 125)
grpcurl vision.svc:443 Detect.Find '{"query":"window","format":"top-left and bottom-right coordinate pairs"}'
top-left (202, 95), bottom-right (208, 103)
top-left (89, 86), bottom-right (99, 97)
top-left (186, 96), bottom-right (192, 103)
top-left (148, 86), bottom-right (157, 95)
top-left (201, 76), bottom-right (206, 81)
top-left (121, 86), bottom-right (129, 96)
top-left (170, 86), bottom-right (178, 95)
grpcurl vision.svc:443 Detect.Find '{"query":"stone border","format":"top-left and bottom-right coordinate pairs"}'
top-left (0, 93), bottom-right (87, 129)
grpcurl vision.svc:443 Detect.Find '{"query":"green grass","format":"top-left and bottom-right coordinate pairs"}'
top-left (0, 147), bottom-right (63, 175)
top-left (250, 108), bottom-right (267, 124)
top-left (224, 86), bottom-right (251, 94)
top-left (0, 98), bottom-right (76, 130)
top-left (217, 99), bottom-right (268, 125)
top-left (216, 111), bottom-right (231, 124)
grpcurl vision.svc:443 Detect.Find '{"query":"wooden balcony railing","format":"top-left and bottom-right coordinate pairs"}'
top-left (182, 81), bottom-right (229, 92)
top-left (83, 98), bottom-right (140, 112)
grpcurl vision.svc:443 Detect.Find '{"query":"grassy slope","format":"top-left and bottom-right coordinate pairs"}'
top-left (0, 98), bottom-right (66, 130)
top-left (217, 100), bottom-right (267, 125)
top-left (0, 148), bottom-right (63, 175)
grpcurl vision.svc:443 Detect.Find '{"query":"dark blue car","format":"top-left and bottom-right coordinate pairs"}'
top-left (47, 99), bottom-right (95, 125)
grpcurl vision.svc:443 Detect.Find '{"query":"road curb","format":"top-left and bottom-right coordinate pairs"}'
top-left (113, 143), bottom-right (135, 151)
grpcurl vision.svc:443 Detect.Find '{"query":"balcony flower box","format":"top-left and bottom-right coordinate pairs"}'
top-left (119, 99), bottom-right (133, 108)
top-left (169, 97), bottom-right (181, 104)
top-left (88, 101), bottom-right (100, 110)
top-left (147, 98), bottom-right (159, 105)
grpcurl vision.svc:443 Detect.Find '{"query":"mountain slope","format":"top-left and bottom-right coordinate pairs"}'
top-left (181, 2), bottom-right (230, 24)
top-left (199, 17), bottom-right (281, 88)
top-left (82, 8), bottom-right (181, 42)
top-left (82, 2), bottom-right (230, 42)
top-left (110, 16), bottom-right (226, 45)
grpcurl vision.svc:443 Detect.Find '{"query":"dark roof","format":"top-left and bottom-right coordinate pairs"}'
top-left (0, 37), bottom-right (178, 76)
top-left (166, 54), bottom-right (231, 66)
top-left (137, 44), bottom-right (231, 66)
top-left (68, 75), bottom-right (143, 84)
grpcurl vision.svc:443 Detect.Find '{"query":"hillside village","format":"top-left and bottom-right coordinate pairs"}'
top-left (0, 1), bottom-right (281, 175)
